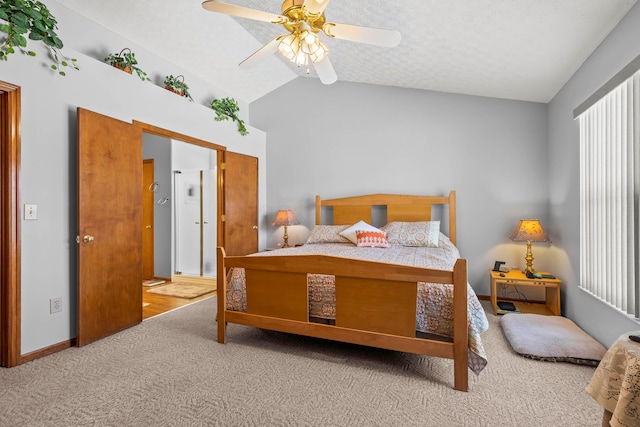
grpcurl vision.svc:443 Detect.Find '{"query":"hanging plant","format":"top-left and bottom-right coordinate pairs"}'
top-left (163, 74), bottom-right (193, 101)
top-left (104, 48), bottom-right (149, 81)
top-left (0, 0), bottom-right (79, 76)
top-left (210, 97), bottom-right (248, 136)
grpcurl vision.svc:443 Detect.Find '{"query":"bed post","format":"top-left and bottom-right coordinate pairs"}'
top-left (216, 247), bottom-right (227, 343)
top-left (452, 258), bottom-right (468, 391)
top-left (315, 195), bottom-right (322, 225)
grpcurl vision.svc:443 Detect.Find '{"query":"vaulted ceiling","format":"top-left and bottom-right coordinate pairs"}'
top-left (57, 0), bottom-right (637, 103)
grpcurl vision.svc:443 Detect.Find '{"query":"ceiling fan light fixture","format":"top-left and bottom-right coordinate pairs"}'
top-left (301, 29), bottom-right (318, 46)
top-left (278, 33), bottom-right (299, 62)
top-left (308, 41), bottom-right (328, 63)
top-left (278, 28), bottom-right (327, 70)
top-left (298, 29), bottom-right (328, 63)
top-left (279, 35), bottom-right (307, 68)
top-left (294, 50), bottom-right (309, 68)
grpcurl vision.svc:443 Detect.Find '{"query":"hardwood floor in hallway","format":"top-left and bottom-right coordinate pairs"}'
top-left (142, 284), bottom-right (216, 320)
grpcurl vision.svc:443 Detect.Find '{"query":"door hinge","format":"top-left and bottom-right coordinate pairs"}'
top-left (220, 163), bottom-right (226, 170)
top-left (221, 215), bottom-right (226, 222)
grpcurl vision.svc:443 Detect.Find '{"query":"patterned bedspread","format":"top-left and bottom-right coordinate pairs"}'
top-left (225, 234), bottom-right (489, 374)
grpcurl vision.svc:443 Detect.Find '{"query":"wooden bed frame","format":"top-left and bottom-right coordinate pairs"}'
top-left (216, 191), bottom-right (470, 391)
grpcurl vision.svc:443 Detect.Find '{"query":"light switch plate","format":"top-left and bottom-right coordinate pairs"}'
top-left (24, 204), bottom-right (37, 220)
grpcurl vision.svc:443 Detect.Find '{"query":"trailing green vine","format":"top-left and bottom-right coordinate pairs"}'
top-left (164, 74), bottom-right (192, 101)
top-left (210, 97), bottom-right (248, 136)
top-left (104, 48), bottom-right (149, 81)
top-left (0, 0), bottom-right (79, 76)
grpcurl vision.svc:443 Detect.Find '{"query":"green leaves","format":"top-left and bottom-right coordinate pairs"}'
top-left (210, 97), bottom-right (249, 136)
top-left (0, 0), bottom-right (78, 75)
top-left (163, 74), bottom-right (193, 101)
top-left (104, 48), bottom-right (150, 81)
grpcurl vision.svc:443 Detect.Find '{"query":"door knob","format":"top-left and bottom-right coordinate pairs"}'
top-left (252, 225), bottom-right (258, 230)
top-left (83, 235), bottom-right (95, 243)
top-left (145, 225), bottom-right (152, 229)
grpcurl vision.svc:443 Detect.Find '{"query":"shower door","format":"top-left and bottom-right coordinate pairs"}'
top-left (174, 169), bottom-right (216, 278)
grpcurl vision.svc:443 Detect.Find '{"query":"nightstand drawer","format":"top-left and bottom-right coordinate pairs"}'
top-left (497, 278), bottom-right (555, 287)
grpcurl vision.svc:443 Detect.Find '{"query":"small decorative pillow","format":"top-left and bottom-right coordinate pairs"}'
top-left (339, 220), bottom-right (384, 244)
top-left (356, 230), bottom-right (389, 248)
top-left (305, 225), bottom-right (351, 244)
top-left (381, 221), bottom-right (440, 247)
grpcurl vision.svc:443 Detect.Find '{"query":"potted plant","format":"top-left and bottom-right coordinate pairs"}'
top-left (104, 48), bottom-right (149, 81)
top-left (210, 97), bottom-right (248, 136)
top-left (163, 74), bottom-right (192, 101)
top-left (0, 0), bottom-right (79, 75)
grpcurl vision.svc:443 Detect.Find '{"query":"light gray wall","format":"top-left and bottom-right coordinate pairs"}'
top-left (5, 2), bottom-right (267, 354)
top-left (548, 3), bottom-right (640, 347)
top-left (250, 79), bottom-right (549, 295)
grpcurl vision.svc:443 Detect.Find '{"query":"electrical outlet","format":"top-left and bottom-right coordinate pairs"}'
top-left (50, 297), bottom-right (62, 314)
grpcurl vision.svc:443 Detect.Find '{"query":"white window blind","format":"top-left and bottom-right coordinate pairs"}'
top-left (578, 70), bottom-right (640, 317)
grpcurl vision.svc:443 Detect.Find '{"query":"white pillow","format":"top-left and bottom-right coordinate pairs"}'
top-left (305, 225), bottom-right (351, 244)
top-left (339, 220), bottom-right (383, 244)
top-left (381, 221), bottom-right (440, 247)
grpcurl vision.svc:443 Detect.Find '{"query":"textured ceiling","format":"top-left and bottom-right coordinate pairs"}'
top-left (57, 0), bottom-right (636, 103)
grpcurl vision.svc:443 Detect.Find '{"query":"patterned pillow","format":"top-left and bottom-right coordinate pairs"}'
top-left (356, 230), bottom-right (389, 248)
top-left (339, 220), bottom-right (383, 244)
top-left (305, 225), bottom-right (351, 244)
top-left (381, 221), bottom-right (440, 247)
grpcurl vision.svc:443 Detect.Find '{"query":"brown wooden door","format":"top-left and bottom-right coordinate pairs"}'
top-left (224, 152), bottom-right (258, 256)
top-left (142, 159), bottom-right (154, 279)
top-left (77, 108), bottom-right (142, 347)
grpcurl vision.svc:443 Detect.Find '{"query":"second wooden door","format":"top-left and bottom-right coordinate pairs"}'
top-left (223, 152), bottom-right (258, 256)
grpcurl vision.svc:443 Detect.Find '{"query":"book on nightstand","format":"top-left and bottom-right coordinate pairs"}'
top-left (497, 301), bottom-right (520, 314)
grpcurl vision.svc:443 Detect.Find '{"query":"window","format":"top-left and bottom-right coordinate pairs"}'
top-left (577, 69), bottom-right (640, 317)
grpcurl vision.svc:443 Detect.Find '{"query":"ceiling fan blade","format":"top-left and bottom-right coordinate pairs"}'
top-left (239, 37), bottom-right (282, 68)
top-left (323, 22), bottom-right (401, 47)
top-left (313, 57), bottom-right (337, 85)
top-left (202, 1), bottom-right (287, 24)
top-left (303, 0), bottom-right (331, 16)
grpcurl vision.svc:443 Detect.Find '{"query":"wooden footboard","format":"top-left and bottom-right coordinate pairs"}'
top-left (216, 247), bottom-right (469, 391)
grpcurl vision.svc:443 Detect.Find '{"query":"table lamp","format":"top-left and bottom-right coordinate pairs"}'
top-left (509, 219), bottom-right (551, 274)
top-left (273, 209), bottom-right (299, 248)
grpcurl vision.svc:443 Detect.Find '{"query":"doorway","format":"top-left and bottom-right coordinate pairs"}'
top-left (0, 81), bottom-right (21, 368)
top-left (138, 123), bottom-right (223, 320)
top-left (141, 132), bottom-right (219, 281)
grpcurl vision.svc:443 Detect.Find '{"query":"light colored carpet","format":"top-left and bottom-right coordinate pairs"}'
top-left (0, 299), bottom-right (604, 426)
top-left (146, 282), bottom-right (216, 298)
top-left (501, 312), bottom-right (607, 366)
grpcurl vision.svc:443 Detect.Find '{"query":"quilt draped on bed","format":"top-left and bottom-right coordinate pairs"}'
top-left (225, 234), bottom-right (489, 375)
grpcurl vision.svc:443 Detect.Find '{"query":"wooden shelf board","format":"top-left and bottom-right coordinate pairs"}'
top-left (495, 299), bottom-right (554, 316)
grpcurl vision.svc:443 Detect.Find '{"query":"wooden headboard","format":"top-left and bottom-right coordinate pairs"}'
top-left (315, 191), bottom-right (457, 245)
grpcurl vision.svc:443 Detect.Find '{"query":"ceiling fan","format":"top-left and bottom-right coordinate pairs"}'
top-left (201, 0), bottom-right (401, 85)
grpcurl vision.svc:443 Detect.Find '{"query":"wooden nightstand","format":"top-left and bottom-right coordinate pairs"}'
top-left (489, 269), bottom-right (561, 316)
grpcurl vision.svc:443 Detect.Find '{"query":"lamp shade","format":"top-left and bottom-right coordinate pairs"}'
top-left (273, 210), bottom-right (299, 227)
top-left (509, 219), bottom-right (551, 243)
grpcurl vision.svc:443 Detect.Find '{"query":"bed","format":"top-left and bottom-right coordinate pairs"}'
top-left (216, 192), bottom-right (489, 391)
